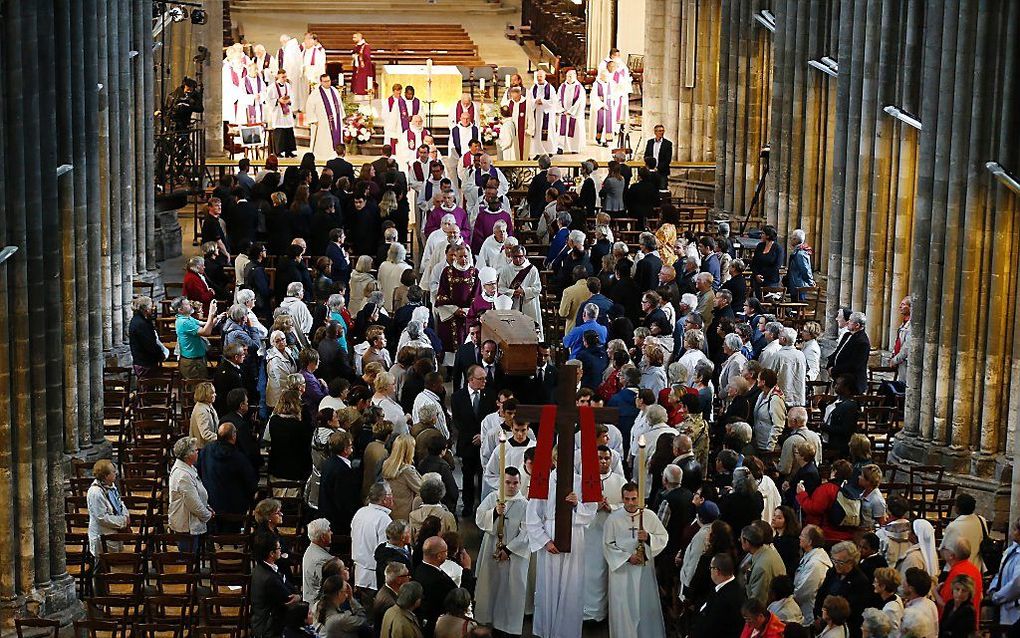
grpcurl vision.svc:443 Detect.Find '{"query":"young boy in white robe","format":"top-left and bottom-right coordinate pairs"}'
top-left (583, 446), bottom-right (629, 622)
top-left (482, 419), bottom-right (536, 503)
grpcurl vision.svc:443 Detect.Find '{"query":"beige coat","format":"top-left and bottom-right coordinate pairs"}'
top-left (383, 464), bottom-right (422, 522)
top-left (558, 279), bottom-right (591, 333)
top-left (168, 459), bottom-right (213, 535)
top-left (189, 402), bottom-right (218, 448)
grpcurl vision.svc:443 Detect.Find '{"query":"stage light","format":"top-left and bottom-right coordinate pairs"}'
top-left (754, 10), bottom-right (776, 32)
top-left (808, 60), bottom-right (836, 77)
top-left (191, 9), bottom-right (207, 25)
top-left (883, 105), bottom-right (922, 131)
top-left (168, 6), bottom-right (187, 22)
top-left (0, 246), bottom-right (18, 266)
top-left (986, 162), bottom-right (1020, 195)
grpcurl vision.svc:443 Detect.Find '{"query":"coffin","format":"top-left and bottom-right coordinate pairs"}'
top-left (479, 309), bottom-right (539, 374)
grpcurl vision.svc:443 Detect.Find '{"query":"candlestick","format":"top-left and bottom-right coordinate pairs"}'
top-left (637, 434), bottom-right (646, 509)
top-left (367, 76), bottom-right (373, 91)
top-left (480, 77), bottom-right (486, 94)
top-left (498, 432), bottom-right (507, 502)
top-left (426, 57), bottom-right (433, 73)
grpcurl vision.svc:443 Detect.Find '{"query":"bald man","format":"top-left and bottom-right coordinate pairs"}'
top-left (412, 537), bottom-right (465, 636)
top-left (198, 421), bottom-right (258, 529)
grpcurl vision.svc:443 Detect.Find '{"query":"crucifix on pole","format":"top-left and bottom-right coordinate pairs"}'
top-left (514, 361), bottom-right (618, 552)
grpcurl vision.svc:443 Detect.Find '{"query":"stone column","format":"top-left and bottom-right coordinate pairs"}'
top-left (97, 0), bottom-right (113, 350)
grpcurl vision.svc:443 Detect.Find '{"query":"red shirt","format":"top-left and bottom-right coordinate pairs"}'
top-left (795, 482), bottom-right (856, 542)
top-left (183, 270), bottom-right (215, 314)
top-left (938, 559), bottom-right (983, 628)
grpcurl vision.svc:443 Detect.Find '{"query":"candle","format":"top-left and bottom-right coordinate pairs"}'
top-left (637, 435), bottom-right (646, 509)
top-left (480, 77), bottom-right (486, 92)
top-left (367, 76), bottom-right (373, 90)
top-left (498, 432), bottom-right (507, 502)
top-left (504, 73), bottom-right (511, 88)
top-left (426, 58), bottom-right (433, 73)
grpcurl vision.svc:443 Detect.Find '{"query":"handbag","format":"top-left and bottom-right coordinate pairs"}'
top-left (980, 515), bottom-right (1004, 574)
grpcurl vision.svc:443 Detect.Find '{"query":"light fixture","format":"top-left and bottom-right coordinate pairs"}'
top-left (986, 162), bottom-right (1020, 195)
top-left (56, 164), bottom-right (74, 177)
top-left (168, 6), bottom-right (186, 22)
top-left (883, 105), bottom-right (922, 131)
top-left (190, 8), bottom-right (207, 24)
top-left (0, 246), bottom-right (18, 266)
top-left (821, 56), bottom-right (838, 72)
top-left (808, 59), bottom-right (837, 77)
top-left (754, 9), bottom-right (776, 32)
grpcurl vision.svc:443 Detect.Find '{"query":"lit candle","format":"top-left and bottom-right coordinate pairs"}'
top-left (480, 77), bottom-right (486, 92)
top-left (367, 76), bottom-right (373, 90)
top-left (498, 432), bottom-right (507, 502)
top-left (504, 73), bottom-right (511, 88)
top-left (426, 58), bottom-right (433, 73)
top-left (637, 435), bottom-right (646, 509)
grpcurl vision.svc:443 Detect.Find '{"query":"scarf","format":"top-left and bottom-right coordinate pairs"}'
top-left (276, 82), bottom-right (290, 115)
top-left (318, 86), bottom-right (343, 148)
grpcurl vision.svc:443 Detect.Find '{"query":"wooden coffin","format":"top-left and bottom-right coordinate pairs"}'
top-left (479, 309), bottom-right (539, 374)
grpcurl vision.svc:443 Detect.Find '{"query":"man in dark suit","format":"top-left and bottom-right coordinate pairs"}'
top-left (372, 562), bottom-right (411, 632)
top-left (218, 388), bottom-right (263, 472)
top-left (326, 145), bottom-right (356, 183)
top-left (213, 343), bottom-right (245, 414)
top-left (634, 232), bottom-right (664, 293)
top-left (451, 323), bottom-right (482, 393)
top-left (198, 423), bottom-right (258, 529)
top-left (223, 188), bottom-right (260, 252)
top-left (412, 536), bottom-right (463, 637)
top-left (826, 311), bottom-right (871, 394)
top-left (450, 364), bottom-right (493, 516)
top-left (250, 534), bottom-right (298, 638)
top-left (691, 552), bottom-right (746, 638)
top-left (576, 161), bottom-right (597, 228)
top-left (607, 366), bottom-right (642, 456)
top-left (526, 156), bottom-right (553, 219)
top-left (528, 343), bottom-right (558, 404)
top-left (625, 167), bottom-right (660, 230)
top-left (374, 521), bottom-right (414, 589)
top-left (643, 124), bottom-right (674, 178)
top-left (317, 431), bottom-right (361, 545)
top-left (371, 145), bottom-right (394, 187)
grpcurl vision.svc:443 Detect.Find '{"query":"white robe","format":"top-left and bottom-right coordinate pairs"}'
top-left (480, 424), bottom-right (536, 470)
top-left (277, 38), bottom-right (303, 108)
top-left (419, 229), bottom-right (455, 288)
top-left (382, 95), bottom-right (406, 146)
top-left (300, 44), bottom-right (327, 110)
top-left (476, 236), bottom-right (506, 269)
top-left (240, 74), bottom-right (267, 125)
top-left (252, 54), bottom-right (278, 84)
top-left (304, 86), bottom-right (345, 160)
top-left (497, 261), bottom-right (544, 341)
top-left (483, 438), bottom-right (537, 496)
top-left (584, 472), bottom-right (628, 621)
top-left (221, 57), bottom-right (250, 124)
top-left (350, 503), bottom-right (392, 590)
top-left (463, 167), bottom-right (509, 217)
top-left (603, 507), bottom-right (668, 638)
top-left (448, 123), bottom-right (479, 160)
top-left (557, 81), bottom-right (587, 154)
top-left (525, 473), bottom-right (597, 638)
top-left (474, 493), bottom-right (531, 634)
top-left (397, 126), bottom-right (429, 167)
top-left (498, 97), bottom-right (528, 161)
top-left (609, 65), bottom-right (633, 131)
top-left (267, 80), bottom-right (296, 129)
top-left (526, 82), bottom-right (560, 158)
top-left (447, 100), bottom-right (480, 128)
top-left (589, 79), bottom-right (617, 141)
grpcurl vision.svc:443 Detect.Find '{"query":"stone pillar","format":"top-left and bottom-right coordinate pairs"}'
top-left (106, 0), bottom-right (124, 345)
top-left (97, 0), bottom-right (113, 350)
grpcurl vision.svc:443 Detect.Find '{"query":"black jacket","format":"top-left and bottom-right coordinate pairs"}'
top-left (721, 274), bottom-right (747, 312)
top-left (451, 341), bottom-right (482, 393)
top-left (577, 177), bottom-right (597, 225)
top-left (224, 199), bottom-right (260, 251)
top-left (251, 561), bottom-right (293, 638)
top-left (644, 138), bottom-right (674, 176)
top-left (822, 398), bottom-right (861, 459)
top-left (213, 360), bottom-right (244, 414)
top-left (625, 179), bottom-right (659, 227)
top-left (266, 414), bottom-right (314, 481)
top-left (827, 330), bottom-right (871, 394)
top-left (634, 253), bottom-right (663, 293)
top-left (374, 543), bottom-right (413, 589)
top-left (609, 275), bottom-right (643, 324)
top-left (450, 386), bottom-right (494, 456)
top-left (691, 578), bottom-right (745, 638)
top-left (128, 311), bottom-right (165, 368)
top-left (198, 440), bottom-right (258, 517)
top-left (274, 255), bottom-right (313, 304)
top-left (326, 157), bottom-right (356, 183)
top-left (526, 169), bottom-right (549, 218)
top-left (219, 410), bottom-right (263, 471)
top-left (318, 455), bottom-right (361, 534)
top-left (412, 562), bottom-right (458, 637)
top-left (813, 567), bottom-right (870, 638)
top-left (417, 455), bottom-right (459, 512)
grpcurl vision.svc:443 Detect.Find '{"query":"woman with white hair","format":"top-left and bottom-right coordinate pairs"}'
top-left (719, 333), bottom-right (748, 396)
top-left (348, 255), bottom-right (377, 315)
top-left (168, 436), bottom-right (213, 553)
top-left (279, 281), bottom-right (314, 336)
top-left (379, 243), bottom-right (411, 312)
top-left (786, 228), bottom-right (815, 298)
top-left (265, 329), bottom-right (299, 413)
top-left (371, 372), bottom-right (410, 435)
top-left (398, 308), bottom-right (434, 353)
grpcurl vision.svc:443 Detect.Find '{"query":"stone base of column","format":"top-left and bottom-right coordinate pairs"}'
top-left (891, 431), bottom-right (1013, 532)
top-left (41, 574), bottom-right (82, 627)
top-left (64, 439), bottom-right (115, 468)
top-left (155, 208), bottom-right (183, 262)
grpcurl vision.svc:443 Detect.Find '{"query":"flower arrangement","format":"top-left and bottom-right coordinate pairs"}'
top-left (342, 111), bottom-right (374, 151)
top-left (481, 120), bottom-right (502, 145)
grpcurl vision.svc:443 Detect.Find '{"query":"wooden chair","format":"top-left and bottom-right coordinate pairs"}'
top-left (64, 531), bottom-right (94, 597)
top-left (74, 619), bottom-right (129, 638)
top-left (135, 622), bottom-right (186, 638)
top-left (15, 617), bottom-right (60, 638)
top-left (200, 596), bottom-right (249, 627)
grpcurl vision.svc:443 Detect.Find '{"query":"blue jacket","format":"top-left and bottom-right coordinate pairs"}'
top-left (576, 293), bottom-right (615, 327)
top-left (607, 387), bottom-right (640, 445)
top-left (198, 440), bottom-right (258, 517)
top-left (786, 246), bottom-right (815, 292)
top-left (576, 346), bottom-right (609, 391)
top-left (702, 252), bottom-right (722, 290)
top-left (546, 227), bottom-right (570, 267)
top-left (562, 320), bottom-right (608, 358)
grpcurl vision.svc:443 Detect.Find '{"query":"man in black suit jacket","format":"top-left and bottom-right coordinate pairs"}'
top-left (374, 522), bottom-right (413, 589)
top-left (224, 188), bottom-right (260, 252)
top-left (450, 365), bottom-right (494, 516)
top-left (526, 157), bottom-right (553, 218)
top-left (826, 311), bottom-right (871, 394)
top-left (198, 423), bottom-right (259, 529)
top-left (691, 552), bottom-right (746, 638)
top-left (634, 233), bottom-right (664, 293)
top-left (412, 537), bottom-right (470, 637)
top-left (644, 124), bottom-right (673, 178)
top-left (213, 346), bottom-right (245, 414)
top-left (451, 324), bottom-right (483, 393)
top-left (326, 147), bottom-right (356, 183)
top-left (529, 344), bottom-right (558, 403)
top-left (317, 431), bottom-right (361, 542)
top-left (250, 534), bottom-right (298, 638)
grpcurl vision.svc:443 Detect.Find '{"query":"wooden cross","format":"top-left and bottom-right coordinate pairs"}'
top-left (515, 361), bottom-right (618, 552)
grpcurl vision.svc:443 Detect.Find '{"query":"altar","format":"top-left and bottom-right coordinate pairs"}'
top-left (377, 64), bottom-right (462, 116)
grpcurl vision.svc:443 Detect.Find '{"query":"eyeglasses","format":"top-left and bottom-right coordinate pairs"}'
top-left (831, 557), bottom-right (852, 566)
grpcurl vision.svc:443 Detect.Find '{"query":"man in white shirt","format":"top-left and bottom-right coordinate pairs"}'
top-left (901, 566), bottom-right (940, 638)
top-left (350, 483), bottom-right (394, 592)
top-left (939, 493), bottom-right (987, 572)
top-left (411, 372), bottom-right (449, 440)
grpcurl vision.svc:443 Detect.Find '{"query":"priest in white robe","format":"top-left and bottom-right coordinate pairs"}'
top-left (397, 114), bottom-right (429, 166)
top-left (474, 467), bottom-right (531, 636)
top-left (482, 420), bottom-right (536, 501)
top-left (277, 34), bottom-right (303, 105)
top-left (590, 69), bottom-right (617, 147)
top-left (497, 244), bottom-right (544, 341)
top-left (603, 482), bottom-right (668, 638)
top-left (584, 446), bottom-right (628, 622)
top-left (267, 70), bottom-right (297, 157)
top-left (304, 74), bottom-right (345, 160)
top-left (350, 483), bottom-right (394, 591)
top-left (607, 59), bottom-right (633, 140)
top-left (526, 70), bottom-right (560, 158)
top-left (252, 44), bottom-right (278, 84)
top-left (300, 32), bottom-right (327, 111)
top-left (476, 220), bottom-right (509, 269)
top-left (525, 468), bottom-right (597, 638)
top-left (382, 83), bottom-right (405, 150)
top-left (240, 63), bottom-right (267, 125)
top-left (447, 93), bottom-right (480, 128)
top-left (498, 86), bottom-right (528, 161)
top-left (448, 111), bottom-right (480, 161)
top-left (221, 44), bottom-right (250, 125)
top-left (557, 69), bottom-right (587, 154)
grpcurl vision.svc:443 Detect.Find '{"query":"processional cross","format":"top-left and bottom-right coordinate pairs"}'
top-left (514, 361), bottom-right (618, 552)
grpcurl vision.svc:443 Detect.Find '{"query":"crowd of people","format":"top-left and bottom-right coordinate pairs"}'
top-left (108, 79), bottom-right (1020, 638)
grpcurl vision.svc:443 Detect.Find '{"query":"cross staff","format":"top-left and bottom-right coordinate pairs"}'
top-left (515, 362), bottom-right (618, 552)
